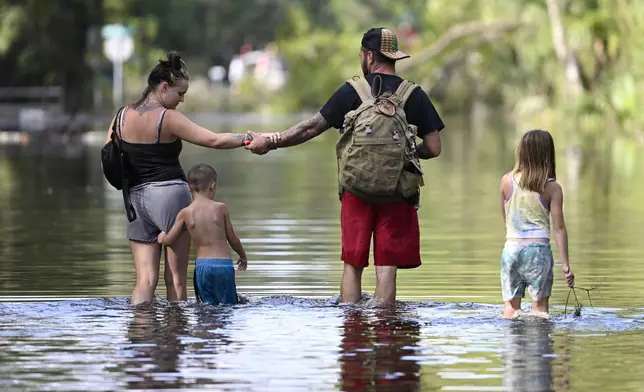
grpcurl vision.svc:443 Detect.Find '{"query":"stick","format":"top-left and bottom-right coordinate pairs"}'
top-left (563, 279), bottom-right (604, 317)
top-left (564, 288), bottom-right (572, 315)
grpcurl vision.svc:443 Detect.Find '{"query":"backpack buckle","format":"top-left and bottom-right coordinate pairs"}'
top-left (340, 119), bottom-right (347, 134)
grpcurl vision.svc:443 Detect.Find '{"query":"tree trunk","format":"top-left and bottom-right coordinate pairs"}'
top-left (59, 0), bottom-right (104, 115)
top-left (545, 0), bottom-right (584, 99)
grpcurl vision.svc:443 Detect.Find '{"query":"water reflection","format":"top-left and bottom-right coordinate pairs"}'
top-left (1, 298), bottom-right (643, 391)
top-left (183, 305), bottom-right (238, 378)
top-left (339, 308), bottom-right (422, 392)
top-left (502, 320), bottom-right (570, 392)
top-left (119, 303), bottom-right (190, 390)
top-left (114, 302), bottom-right (243, 390)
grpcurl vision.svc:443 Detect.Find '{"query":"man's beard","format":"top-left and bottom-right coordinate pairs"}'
top-left (361, 56), bottom-right (369, 77)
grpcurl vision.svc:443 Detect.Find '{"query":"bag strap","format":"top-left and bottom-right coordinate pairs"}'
top-left (155, 109), bottom-right (168, 143)
top-left (111, 105), bottom-right (137, 223)
top-left (394, 80), bottom-right (419, 108)
top-left (346, 76), bottom-right (373, 103)
top-left (112, 106), bottom-right (126, 143)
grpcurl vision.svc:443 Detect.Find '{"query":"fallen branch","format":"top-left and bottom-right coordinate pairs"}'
top-left (564, 279), bottom-right (604, 317)
top-left (399, 20), bottom-right (527, 72)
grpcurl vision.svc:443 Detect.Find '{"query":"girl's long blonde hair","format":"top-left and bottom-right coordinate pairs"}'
top-left (512, 129), bottom-right (556, 193)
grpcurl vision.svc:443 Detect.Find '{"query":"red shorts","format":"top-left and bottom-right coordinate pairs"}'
top-left (340, 192), bottom-right (421, 269)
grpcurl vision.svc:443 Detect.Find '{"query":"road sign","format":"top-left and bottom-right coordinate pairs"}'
top-left (101, 24), bottom-right (134, 62)
top-left (101, 24), bottom-right (133, 39)
top-left (103, 36), bottom-right (134, 63)
top-left (101, 24), bottom-right (135, 107)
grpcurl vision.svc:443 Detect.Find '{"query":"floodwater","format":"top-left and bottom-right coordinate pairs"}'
top-left (1, 113), bottom-right (643, 391)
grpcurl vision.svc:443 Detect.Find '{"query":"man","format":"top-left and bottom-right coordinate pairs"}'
top-left (245, 27), bottom-right (445, 305)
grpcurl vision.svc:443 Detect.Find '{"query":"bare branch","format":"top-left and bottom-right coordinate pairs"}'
top-left (398, 20), bottom-right (526, 72)
top-left (564, 279), bottom-right (604, 317)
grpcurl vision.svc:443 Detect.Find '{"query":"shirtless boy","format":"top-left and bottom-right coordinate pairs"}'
top-left (158, 163), bottom-right (247, 305)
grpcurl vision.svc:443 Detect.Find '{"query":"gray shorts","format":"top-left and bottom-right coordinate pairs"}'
top-left (127, 180), bottom-right (192, 243)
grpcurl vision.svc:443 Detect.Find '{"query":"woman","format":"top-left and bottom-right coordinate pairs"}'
top-left (104, 51), bottom-right (261, 305)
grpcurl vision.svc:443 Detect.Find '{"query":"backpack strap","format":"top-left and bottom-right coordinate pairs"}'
top-left (394, 80), bottom-right (419, 108)
top-left (346, 76), bottom-right (373, 103)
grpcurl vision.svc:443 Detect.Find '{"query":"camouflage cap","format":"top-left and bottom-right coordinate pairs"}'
top-left (361, 27), bottom-right (410, 60)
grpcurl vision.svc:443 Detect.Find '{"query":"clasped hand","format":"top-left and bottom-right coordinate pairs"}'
top-left (244, 131), bottom-right (281, 155)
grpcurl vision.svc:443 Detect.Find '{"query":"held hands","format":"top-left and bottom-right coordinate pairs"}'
top-left (562, 266), bottom-right (575, 288)
top-left (237, 258), bottom-right (248, 271)
top-left (244, 131), bottom-right (281, 155)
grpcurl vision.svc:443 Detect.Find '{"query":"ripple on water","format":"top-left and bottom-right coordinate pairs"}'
top-left (1, 296), bottom-right (644, 391)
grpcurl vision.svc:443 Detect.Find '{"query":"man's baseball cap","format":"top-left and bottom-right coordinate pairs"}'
top-left (361, 27), bottom-right (410, 61)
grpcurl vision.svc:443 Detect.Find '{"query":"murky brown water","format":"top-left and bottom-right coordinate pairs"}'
top-left (1, 115), bottom-right (643, 391)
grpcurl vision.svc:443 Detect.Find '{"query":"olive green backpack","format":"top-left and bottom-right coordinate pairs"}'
top-left (336, 75), bottom-right (424, 203)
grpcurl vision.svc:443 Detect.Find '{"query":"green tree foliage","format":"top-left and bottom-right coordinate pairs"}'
top-left (0, 0), bottom-right (283, 112)
top-left (0, 0), bottom-right (103, 113)
top-left (1, 0), bottom-right (643, 141)
top-left (274, 0), bottom-right (644, 140)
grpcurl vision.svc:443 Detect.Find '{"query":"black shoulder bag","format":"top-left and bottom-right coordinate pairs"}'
top-left (101, 106), bottom-right (137, 222)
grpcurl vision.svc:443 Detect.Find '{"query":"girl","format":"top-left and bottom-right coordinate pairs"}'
top-left (500, 129), bottom-right (575, 318)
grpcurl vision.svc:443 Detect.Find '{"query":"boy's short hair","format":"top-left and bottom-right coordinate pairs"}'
top-left (187, 163), bottom-right (218, 192)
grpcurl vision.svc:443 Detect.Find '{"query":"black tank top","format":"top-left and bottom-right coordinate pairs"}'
top-left (118, 108), bottom-right (187, 188)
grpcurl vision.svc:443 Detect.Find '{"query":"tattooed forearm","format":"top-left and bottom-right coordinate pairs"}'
top-left (275, 113), bottom-right (330, 148)
top-left (214, 133), bottom-right (249, 149)
top-left (231, 133), bottom-right (246, 143)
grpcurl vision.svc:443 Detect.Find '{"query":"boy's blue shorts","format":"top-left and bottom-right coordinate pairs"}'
top-left (194, 258), bottom-right (238, 305)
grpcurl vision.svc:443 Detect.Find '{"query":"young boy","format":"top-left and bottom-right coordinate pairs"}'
top-left (158, 163), bottom-right (247, 305)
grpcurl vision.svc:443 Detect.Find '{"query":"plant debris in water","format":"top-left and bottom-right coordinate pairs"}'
top-left (564, 279), bottom-right (604, 317)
